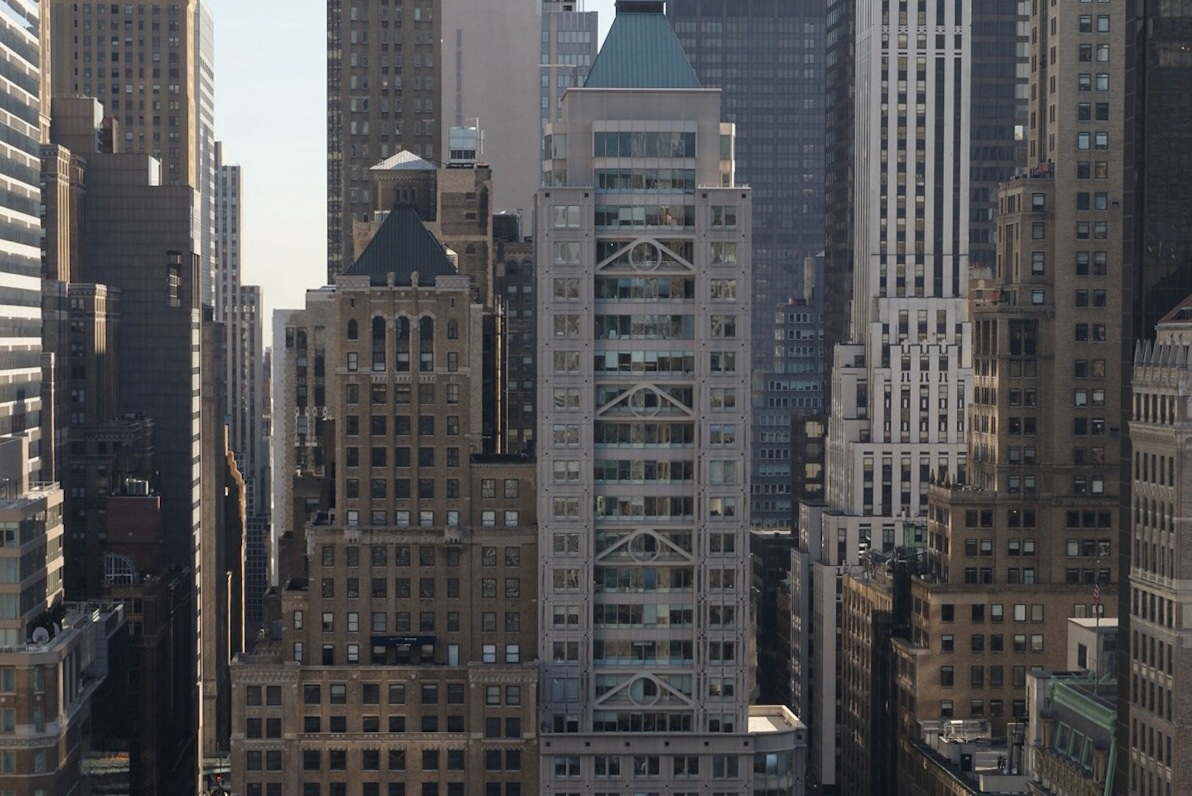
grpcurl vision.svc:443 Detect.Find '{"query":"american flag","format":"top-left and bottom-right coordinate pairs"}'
top-left (1093, 581), bottom-right (1102, 606)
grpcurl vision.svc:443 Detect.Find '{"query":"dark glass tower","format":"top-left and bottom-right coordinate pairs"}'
top-left (668, 0), bottom-right (827, 374)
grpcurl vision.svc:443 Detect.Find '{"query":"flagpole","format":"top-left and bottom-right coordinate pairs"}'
top-left (1094, 558), bottom-right (1101, 638)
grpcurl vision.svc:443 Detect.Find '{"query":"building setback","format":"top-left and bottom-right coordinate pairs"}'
top-left (535, 3), bottom-right (805, 792)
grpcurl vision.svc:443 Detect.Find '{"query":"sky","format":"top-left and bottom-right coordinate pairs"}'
top-left (206, 0), bottom-right (617, 333)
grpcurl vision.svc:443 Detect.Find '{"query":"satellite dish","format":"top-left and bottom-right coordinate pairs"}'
top-left (31, 627), bottom-right (50, 644)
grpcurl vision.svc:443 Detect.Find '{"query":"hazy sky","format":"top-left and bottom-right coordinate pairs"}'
top-left (206, 0), bottom-right (616, 330)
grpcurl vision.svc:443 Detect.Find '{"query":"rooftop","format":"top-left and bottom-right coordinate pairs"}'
top-left (584, 1), bottom-right (701, 90)
top-left (747, 705), bottom-right (806, 736)
top-left (342, 205), bottom-right (457, 288)
top-left (371, 149), bottom-right (437, 172)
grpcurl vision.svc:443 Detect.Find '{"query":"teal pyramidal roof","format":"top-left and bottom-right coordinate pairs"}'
top-left (584, 2), bottom-right (701, 90)
top-left (343, 206), bottom-right (457, 287)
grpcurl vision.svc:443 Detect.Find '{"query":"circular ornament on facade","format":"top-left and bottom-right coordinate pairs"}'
top-left (628, 531), bottom-right (661, 562)
top-left (628, 676), bottom-right (661, 706)
top-left (628, 388), bottom-right (662, 417)
top-left (629, 241), bottom-right (661, 272)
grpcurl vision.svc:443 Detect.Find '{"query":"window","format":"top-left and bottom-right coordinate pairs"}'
top-left (711, 206), bottom-right (738, 227)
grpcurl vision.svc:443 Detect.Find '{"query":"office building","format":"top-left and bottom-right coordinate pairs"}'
top-left (215, 144), bottom-right (270, 632)
top-left (496, 236), bottom-right (538, 454)
top-left (821, 0), bottom-right (855, 394)
top-left (751, 255), bottom-right (826, 527)
top-left (270, 294), bottom-right (336, 593)
top-left (327, 0), bottom-right (442, 279)
top-left (46, 96), bottom-right (216, 791)
top-left (48, 0), bottom-right (218, 307)
top-left (330, 0), bottom-right (578, 271)
top-left (0, 441), bottom-right (135, 792)
top-left (1117, 10), bottom-right (1192, 794)
top-left (541, 0), bottom-right (599, 128)
top-left (796, 0), bottom-right (981, 785)
top-left (669, 0), bottom-right (826, 374)
top-left (795, 1), bottom-right (1028, 788)
top-left (48, 96), bottom-right (202, 581)
top-left (233, 203), bottom-right (541, 796)
top-left (535, 4), bottom-right (806, 791)
top-left (898, 720), bottom-right (1029, 796)
top-left (0, 0), bottom-right (45, 480)
top-left (894, 0), bottom-right (1125, 753)
top-left (839, 549), bottom-right (920, 796)
top-left (440, 0), bottom-right (540, 216)
top-left (1126, 300), bottom-right (1192, 796)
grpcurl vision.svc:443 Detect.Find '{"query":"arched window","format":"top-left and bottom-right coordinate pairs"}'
top-left (347, 319), bottom-right (358, 340)
top-left (419, 316), bottom-right (435, 372)
top-left (446, 319), bottom-right (459, 340)
top-left (371, 317), bottom-right (386, 371)
top-left (105, 553), bottom-right (137, 584)
top-left (522, 260), bottom-right (534, 278)
top-left (465, 243), bottom-right (476, 254)
top-left (395, 317), bottom-right (411, 372)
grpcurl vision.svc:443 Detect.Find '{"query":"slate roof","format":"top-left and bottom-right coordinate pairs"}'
top-left (342, 206), bottom-right (457, 287)
top-left (584, 2), bottom-right (701, 90)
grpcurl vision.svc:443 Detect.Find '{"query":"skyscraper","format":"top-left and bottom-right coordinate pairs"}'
top-left (541, 0), bottom-right (599, 129)
top-left (1118, 6), bottom-right (1192, 795)
top-left (535, 3), bottom-right (805, 790)
top-left (668, 0), bottom-right (827, 375)
top-left (47, 0), bottom-right (218, 306)
top-left (327, 0), bottom-right (443, 280)
top-left (1127, 301), bottom-right (1192, 796)
top-left (0, 0), bottom-right (44, 480)
top-left (794, 1), bottom-right (1026, 789)
top-left (330, 0), bottom-right (553, 279)
top-left (234, 194), bottom-right (542, 796)
top-left (215, 144), bottom-right (269, 632)
top-left (895, 0), bottom-right (1125, 768)
top-left (440, 0), bottom-right (541, 216)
